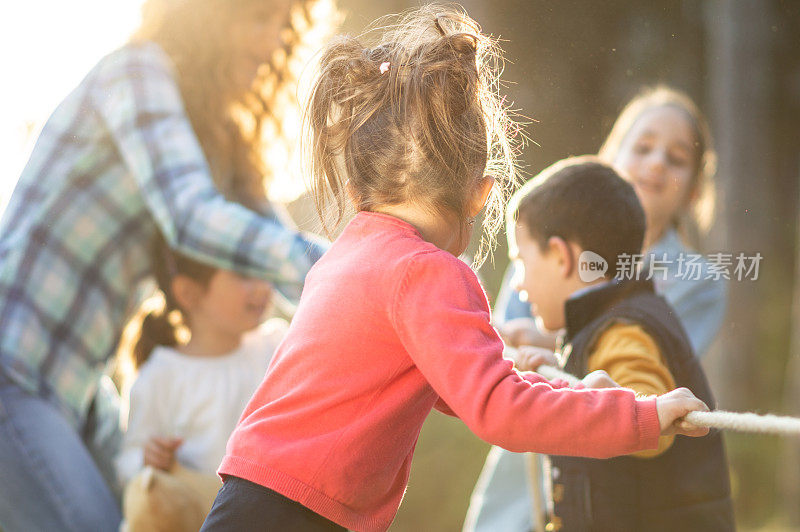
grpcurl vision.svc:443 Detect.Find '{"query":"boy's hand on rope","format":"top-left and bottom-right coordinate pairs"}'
top-left (144, 436), bottom-right (183, 471)
top-left (512, 346), bottom-right (559, 372)
top-left (655, 388), bottom-right (710, 437)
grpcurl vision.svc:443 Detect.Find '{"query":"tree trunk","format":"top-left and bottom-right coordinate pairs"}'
top-left (703, 0), bottom-right (775, 411)
top-left (779, 158), bottom-right (800, 526)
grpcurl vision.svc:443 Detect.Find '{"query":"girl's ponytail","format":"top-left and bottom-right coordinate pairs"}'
top-left (304, 4), bottom-right (522, 265)
top-left (116, 235), bottom-right (216, 388)
top-left (133, 305), bottom-right (180, 369)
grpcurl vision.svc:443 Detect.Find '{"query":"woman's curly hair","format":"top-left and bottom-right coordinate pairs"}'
top-left (132, 0), bottom-right (338, 207)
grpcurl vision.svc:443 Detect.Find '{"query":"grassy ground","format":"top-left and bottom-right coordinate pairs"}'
top-left (389, 411), bottom-right (490, 531)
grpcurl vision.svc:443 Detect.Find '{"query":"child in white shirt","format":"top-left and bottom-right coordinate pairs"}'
top-left (116, 237), bottom-right (286, 531)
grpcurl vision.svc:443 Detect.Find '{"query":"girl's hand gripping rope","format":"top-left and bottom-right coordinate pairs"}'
top-left (535, 360), bottom-right (800, 436)
top-left (654, 387), bottom-right (710, 437)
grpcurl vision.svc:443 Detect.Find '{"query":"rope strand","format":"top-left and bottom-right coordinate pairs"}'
top-left (505, 349), bottom-right (800, 436)
top-left (683, 411), bottom-right (800, 435)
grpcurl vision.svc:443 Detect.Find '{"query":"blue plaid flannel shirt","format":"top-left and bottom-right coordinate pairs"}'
top-left (0, 42), bottom-right (324, 427)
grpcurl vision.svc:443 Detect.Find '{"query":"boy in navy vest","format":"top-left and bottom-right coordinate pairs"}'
top-left (507, 156), bottom-right (734, 531)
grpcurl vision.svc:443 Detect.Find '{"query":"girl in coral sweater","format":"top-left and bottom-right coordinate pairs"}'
top-left (201, 6), bottom-right (710, 532)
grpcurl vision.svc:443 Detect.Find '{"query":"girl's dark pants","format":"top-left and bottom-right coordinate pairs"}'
top-left (200, 475), bottom-right (347, 531)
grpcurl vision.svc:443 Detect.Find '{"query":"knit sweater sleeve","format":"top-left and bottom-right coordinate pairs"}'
top-left (392, 251), bottom-right (660, 457)
top-left (434, 371), bottom-right (574, 417)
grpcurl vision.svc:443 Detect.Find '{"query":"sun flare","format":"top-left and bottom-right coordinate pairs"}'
top-left (0, 0), bottom-right (325, 210)
top-left (0, 0), bottom-right (144, 207)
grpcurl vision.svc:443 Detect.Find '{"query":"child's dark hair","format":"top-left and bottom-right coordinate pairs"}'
top-left (127, 236), bottom-right (217, 370)
top-left (305, 4), bottom-right (521, 265)
top-left (509, 156), bottom-right (646, 279)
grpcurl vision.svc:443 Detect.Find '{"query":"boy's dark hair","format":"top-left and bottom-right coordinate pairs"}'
top-left (509, 155), bottom-right (645, 278)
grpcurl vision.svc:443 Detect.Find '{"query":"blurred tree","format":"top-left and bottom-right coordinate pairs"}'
top-left (781, 180), bottom-right (800, 526)
top-left (702, 2), bottom-right (795, 527)
top-left (773, 0), bottom-right (800, 527)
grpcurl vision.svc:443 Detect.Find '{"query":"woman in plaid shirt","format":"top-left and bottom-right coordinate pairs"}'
top-left (0, 0), bottom-right (333, 530)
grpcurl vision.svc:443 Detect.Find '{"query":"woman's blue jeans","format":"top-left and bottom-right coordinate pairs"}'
top-left (0, 374), bottom-right (121, 531)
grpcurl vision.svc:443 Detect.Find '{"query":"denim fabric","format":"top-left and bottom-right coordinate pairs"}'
top-left (644, 229), bottom-right (728, 356)
top-left (0, 373), bottom-right (121, 532)
top-left (463, 446), bottom-right (536, 532)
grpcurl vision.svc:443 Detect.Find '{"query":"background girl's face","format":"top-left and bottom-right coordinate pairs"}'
top-left (614, 105), bottom-right (698, 235)
top-left (229, 0), bottom-right (293, 91)
top-left (194, 270), bottom-right (273, 336)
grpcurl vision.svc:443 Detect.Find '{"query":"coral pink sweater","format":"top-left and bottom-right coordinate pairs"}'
top-left (219, 212), bottom-right (660, 532)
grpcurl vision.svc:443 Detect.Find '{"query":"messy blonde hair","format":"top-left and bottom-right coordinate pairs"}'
top-left (599, 86), bottom-right (717, 236)
top-left (305, 4), bottom-right (522, 266)
top-left (132, 0), bottom-right (337, 207)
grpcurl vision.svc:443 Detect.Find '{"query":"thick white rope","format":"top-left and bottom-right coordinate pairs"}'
top-left (509, 350), bottom-right (800, 435)
top-left (681, 410), bottom-right (800, 435)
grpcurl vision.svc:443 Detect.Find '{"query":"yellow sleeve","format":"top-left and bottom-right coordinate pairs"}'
top-left (587, 323), bottom-right (676, 458)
